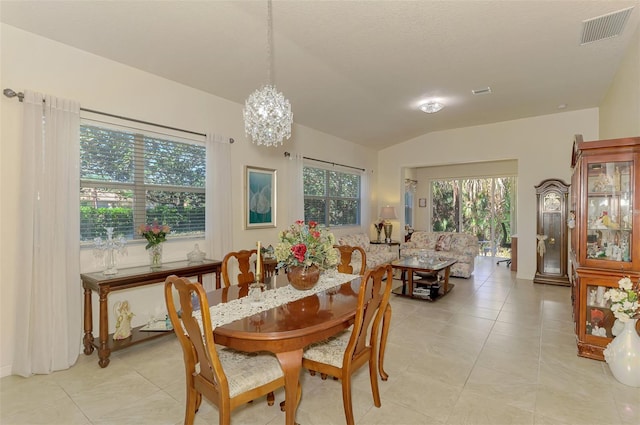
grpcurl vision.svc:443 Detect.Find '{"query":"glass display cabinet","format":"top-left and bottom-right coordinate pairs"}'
top-left (534, 179), bottom-right (570, 286)
top-left (570, 136), bottom-right (640, 360)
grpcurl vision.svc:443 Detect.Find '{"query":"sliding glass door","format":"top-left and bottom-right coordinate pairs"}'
top-left (432, 176), bottom-right (516, 258)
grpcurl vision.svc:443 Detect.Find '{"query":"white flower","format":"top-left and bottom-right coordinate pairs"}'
top-left (605, 276), bottom-right (640, 322)
top-left (618, 276), bottom-right (633, 291)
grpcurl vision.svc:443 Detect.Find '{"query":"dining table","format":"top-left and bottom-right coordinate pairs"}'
top-left (204, 272), bottom-right (390, 425)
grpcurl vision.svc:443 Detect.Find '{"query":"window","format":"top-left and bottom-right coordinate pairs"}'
top-left (431, 176), bottom-right (516, 257)
top-left (303, 166), bottom-right (361, 226)
top-left (80, 123), bottom-right (206, 242)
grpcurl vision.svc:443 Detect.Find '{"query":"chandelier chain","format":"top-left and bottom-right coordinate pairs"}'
top-left (242, 0), bottom-right (293, 147)
top-left (266, 0), bottom-right (273, 84)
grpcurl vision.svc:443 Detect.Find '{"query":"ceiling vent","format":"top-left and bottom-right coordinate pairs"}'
top-left (580, 7), bottom-right (634, 45)
top-left (472, 87), bottom-right (492, 95)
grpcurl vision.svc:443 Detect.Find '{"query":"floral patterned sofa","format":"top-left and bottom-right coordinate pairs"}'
top-left (336, 233), bottom-right (397, 271)
top-left (400, 231), bottom-right (478, 278)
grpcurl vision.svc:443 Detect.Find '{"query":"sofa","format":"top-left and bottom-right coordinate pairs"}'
top-left (336, 233), bottom-right (398, 271)
top-left (400, 231), bottom-right (478, 278)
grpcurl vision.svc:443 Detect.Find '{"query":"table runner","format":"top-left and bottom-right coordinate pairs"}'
top-left (194, 272), bottom-right (359, 329)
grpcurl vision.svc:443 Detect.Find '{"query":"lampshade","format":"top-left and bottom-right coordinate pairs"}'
top-left (379, 206), bottom-right (397, 220)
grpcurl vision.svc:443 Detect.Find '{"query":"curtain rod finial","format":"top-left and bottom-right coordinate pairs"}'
top-left (3, 88), bottom-right (24, 102)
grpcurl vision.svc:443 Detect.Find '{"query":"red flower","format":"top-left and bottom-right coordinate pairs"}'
top-left (311, 230), bottom-right (320, 239)
top-left (295, 219), bottom-right (305, 225)
top-left (309, 221), bottom-right (317, 228)
top-left (291, 243), bottom-right (307, 262)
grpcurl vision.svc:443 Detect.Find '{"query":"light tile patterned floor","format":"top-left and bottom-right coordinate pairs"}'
top-left (1, 257), bottom-right (638, 424)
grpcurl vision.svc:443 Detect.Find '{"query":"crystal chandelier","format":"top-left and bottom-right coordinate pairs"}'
top-left (243, 0), bottom-right (293, 147)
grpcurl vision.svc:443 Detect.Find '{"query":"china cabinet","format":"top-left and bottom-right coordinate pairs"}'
top-left (533, 179), bottom-right (570, 286)
top-left (570, 135), bottom-right (640, 360)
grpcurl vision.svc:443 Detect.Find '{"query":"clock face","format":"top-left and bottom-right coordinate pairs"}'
top-left (544, 192), bottom-right (561, 212)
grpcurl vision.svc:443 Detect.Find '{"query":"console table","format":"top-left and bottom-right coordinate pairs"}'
top-left (81, 259), bottom-right (222, 367)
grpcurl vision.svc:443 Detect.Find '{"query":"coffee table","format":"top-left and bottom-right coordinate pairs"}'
top-left (391, 257), bottom-right (457, 301)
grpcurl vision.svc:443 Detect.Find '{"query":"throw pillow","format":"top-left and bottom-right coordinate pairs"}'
top-left (435, 234), bottom-right (452, 251)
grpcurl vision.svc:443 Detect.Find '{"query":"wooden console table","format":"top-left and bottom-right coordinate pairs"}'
top-left (81, 259), bottom-right (222, 367)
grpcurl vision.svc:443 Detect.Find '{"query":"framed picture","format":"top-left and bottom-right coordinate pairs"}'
top-left (245, 166), bottom-right (277, 229)
top-left (418, 198), bottom-right (427, 208)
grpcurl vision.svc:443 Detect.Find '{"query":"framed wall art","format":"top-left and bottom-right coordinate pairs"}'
top-left (245, 166), bottom-right (277, 229)
top-left (418, 198), bottom-right (427, 208)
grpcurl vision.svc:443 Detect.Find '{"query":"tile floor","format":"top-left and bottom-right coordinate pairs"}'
top-left (1, 257), bottom-right (638, 425)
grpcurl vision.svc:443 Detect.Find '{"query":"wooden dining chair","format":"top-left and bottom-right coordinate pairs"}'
top-left (301, 264), bottom-right (393, 425)
top-left (221, 249), bottom-right (260, 287)
top-left (334, 244), bottom-right (367, 276)
top-left (164, 275), bottom-right (286, 425)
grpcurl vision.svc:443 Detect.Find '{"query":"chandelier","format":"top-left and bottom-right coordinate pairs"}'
top-left (243, 0), bottom-right (293, 147)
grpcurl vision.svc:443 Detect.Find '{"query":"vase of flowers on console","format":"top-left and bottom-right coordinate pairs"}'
top-left (373, 220), bottom-right (384, 242)
top-left (138, 221), bottom-right (170, 269)
top-left (603, 276), bottom-right (640, 387)
top-left (275, 220), bottom-right (338, 290)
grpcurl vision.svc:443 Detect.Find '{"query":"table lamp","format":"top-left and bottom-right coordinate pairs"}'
top-left (379, 206), bottom-right (397, 243)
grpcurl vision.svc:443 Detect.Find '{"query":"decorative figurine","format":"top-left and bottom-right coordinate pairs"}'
top-left (187, 243), bottom-right (206, 263)
top-left (113, 300), bottom-right (134, 340)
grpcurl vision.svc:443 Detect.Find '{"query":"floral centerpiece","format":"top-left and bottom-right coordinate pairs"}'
top-left (137, 221), bottom-right (170, 268)
top-left (275, 220), bottom-right (338, 270)
top-left (604, 276), bottom-right (640, 322)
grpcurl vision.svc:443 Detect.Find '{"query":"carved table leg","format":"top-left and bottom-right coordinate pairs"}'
top-left (379, 304), bottom-right (392, 381)
top-left (276, 349), bottom-right (303, 425)
top-left (98, 286), bottom-right (111, 368)
top-left (82, 285), bottom-right (94, 355)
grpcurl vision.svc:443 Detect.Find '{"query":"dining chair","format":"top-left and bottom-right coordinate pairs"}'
top-left (164, 275), bottom-right (286, 425)
top-left (301, 264), bottom-right (393, 425)
top-left (221, 249), bottom-right (260, 287)
top-left (334, 244), bottom-right (367, 275)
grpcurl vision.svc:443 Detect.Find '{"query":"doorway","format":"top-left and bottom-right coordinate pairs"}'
top-left (431, 176), bottom-right (516, 259)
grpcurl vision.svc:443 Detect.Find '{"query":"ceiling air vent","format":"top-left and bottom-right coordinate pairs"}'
top-left (581, 7), bottom-right (634, 45)
top-left (472, 87), bottom-right (492, 95)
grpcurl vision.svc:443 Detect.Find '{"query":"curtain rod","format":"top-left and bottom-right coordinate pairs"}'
top-left (284, 151), bottom-right (365, 172)
top-left (3, 88), bottom-right (233, 142)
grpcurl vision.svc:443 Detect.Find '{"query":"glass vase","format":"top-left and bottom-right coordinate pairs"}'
top-left (287, 264), bottom-right (320, 290)
top-left (147, 243), bottom-right (163, 269)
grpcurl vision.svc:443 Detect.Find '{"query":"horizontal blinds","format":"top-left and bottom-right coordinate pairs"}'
top-left (80, 123), bottom-right (206, 242)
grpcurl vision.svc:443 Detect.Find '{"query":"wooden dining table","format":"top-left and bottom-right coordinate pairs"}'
top-left (205, 273), bottom-right (390, 425)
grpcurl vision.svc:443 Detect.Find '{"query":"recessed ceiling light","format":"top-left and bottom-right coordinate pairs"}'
top-left (419, 101), bottom-right (444, 114)
top-left (558, 103), bottom-right (567, 109)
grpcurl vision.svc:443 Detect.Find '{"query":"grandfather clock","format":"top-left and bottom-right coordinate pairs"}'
top-left (534, 179), bottom-right (570, 286)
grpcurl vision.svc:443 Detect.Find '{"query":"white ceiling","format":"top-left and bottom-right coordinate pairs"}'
top-left (2, 1), bottom-right (639, 149)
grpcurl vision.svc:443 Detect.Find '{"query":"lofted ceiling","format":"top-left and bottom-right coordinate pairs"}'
top-left (1, 1), bottom-right (639, 150)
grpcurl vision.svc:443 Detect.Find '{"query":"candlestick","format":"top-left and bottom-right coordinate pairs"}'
top-left (256, 241), bottom-right (261, 278)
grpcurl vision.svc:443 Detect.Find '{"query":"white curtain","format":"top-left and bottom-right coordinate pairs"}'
top-left (13, 91), bottom-right (81, 376)
top-left (206, 134), bottom-right (232, 289)
top-left (287, 153), bottom-right (304, 223)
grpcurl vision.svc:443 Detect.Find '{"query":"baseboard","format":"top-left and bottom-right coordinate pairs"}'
top-left (1, 364), bottom-right (12, 378)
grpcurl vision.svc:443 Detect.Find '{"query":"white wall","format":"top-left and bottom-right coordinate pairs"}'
top-left (378, 110), bottom-right (599, 281)
top-left (0, 24), bottom-right (378, 376)
top-left (599, 27), bottom-right (640, 139)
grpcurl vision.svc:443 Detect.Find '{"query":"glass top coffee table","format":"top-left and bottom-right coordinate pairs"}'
top-left (391, 257), bottom-right (457, 301)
